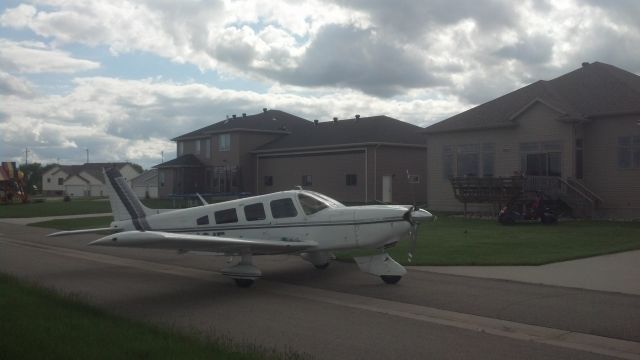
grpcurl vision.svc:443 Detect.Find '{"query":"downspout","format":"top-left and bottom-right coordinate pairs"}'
top-left (374, 144), bottom-right (381, 202)
top-left (364, 147), bottom-right (368, 203)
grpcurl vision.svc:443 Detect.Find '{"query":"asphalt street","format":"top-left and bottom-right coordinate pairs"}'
top-left (1, 222), bottom-right (639, 360)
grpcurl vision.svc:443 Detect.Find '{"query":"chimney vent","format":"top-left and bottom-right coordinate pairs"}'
top-left (582, 62), bottom-right (590, 67)
top-left (355, 114), bottom-right (360, 119)
top-left (263, 108), bottom-right (268, 113)
top-left (242, 113), bottom-right (246, 117)
top-left (333, 117), bottom-right (338, 122)
top-left (232, 114), bottom-right (237, 119)
top-left (314, 119), bottom-right (319, 125)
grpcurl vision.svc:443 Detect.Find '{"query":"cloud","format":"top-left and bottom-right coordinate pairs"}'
top-left (0, 38), bottom-right (100, 74)
top-left (0, 71), bottom-right (33, 96)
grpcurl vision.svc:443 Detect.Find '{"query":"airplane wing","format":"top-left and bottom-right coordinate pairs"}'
top-left (89, 231), bottom-right (318, 255)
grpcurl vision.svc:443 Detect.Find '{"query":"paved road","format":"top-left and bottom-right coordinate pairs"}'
top-left (1, 223), bottom-right (639, 360)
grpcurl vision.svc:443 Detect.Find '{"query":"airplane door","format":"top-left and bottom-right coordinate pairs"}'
top-left (382, 175), bottom-right (392, 203)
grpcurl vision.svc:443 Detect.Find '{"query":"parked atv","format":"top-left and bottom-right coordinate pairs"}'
top-left (498, 191), bottom-right (558, 225)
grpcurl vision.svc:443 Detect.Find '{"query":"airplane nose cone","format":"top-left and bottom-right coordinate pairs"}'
top-left (410, 208), bottom-right (433, 224)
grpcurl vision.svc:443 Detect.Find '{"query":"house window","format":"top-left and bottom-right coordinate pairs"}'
top-left (270, 198), bottom-right (298, 218)
top-left (408, 174), bottom-right (420, 183)
top-left (482, 143), bottom-right (495, 177)
top-left (204, 139), bottom-right (211, 159)
top-left (457, 144), bottom-right (480, 177)
top-left (214, 208), bottom-right (238, 224)
top-left (178, 141), bottom-right (184, 156)
top-left (264, 176), bottom-right (273, 186)
top-left (195, 140), bottom-right (201, 154)
top-left (244, 203), bottom-right (266, 221)
top-left (47, 178), bottom-right (51, 183)
top-left (302, 175), bottom-right (312, 186)
top-left (58, 178), bottom-right (63, 185)
top-left (159, 172), bottom-right (165, 187)
top-left (219, 134), bottom-right (230, 151)
top-left (346, 174), bottom-right (357, 186)
top-left (442, 146), bottom-right (454, 179)
top-left (617, 136), bottom-right (640, 169)
top-left (520, 141), bottom-right (562, 177)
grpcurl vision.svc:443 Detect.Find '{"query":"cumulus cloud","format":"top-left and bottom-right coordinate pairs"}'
top-left (0, 71), bottom-right (33, 96)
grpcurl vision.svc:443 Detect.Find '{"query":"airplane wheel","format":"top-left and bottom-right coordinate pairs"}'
top-left (380, 275), bottom-right (402, 284)
top-left (314, 263), bottom-right (330, 270)
top-left (234, 279), bottom-right (255, 288)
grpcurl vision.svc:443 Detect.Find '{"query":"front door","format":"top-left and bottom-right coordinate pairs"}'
top-left (382, 175), bottom-right (392, 203)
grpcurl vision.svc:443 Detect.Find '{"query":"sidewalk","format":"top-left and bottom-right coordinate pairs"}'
top-left (414, 250), bottom-right (640, 295)
top-left (0, 213), bottom-right (112, 225)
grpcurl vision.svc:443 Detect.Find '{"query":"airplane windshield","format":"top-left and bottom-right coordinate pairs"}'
top-left (298, 193), bottom-right (329, 215)
top-left (305, 191), bottom-right (345, 208)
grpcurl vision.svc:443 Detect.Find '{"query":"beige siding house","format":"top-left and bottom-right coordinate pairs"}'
top-left (425, 62), bottom-right (640, 219)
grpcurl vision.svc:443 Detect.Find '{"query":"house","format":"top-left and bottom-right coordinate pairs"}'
top-left (424, 62), bottom-right (640, 219)
top-left (155, 110), bottom-right (427, 204)
top-left (42, 162), bottom-right (142, 197)
top-left (131, 169), bottom-right (159, 199)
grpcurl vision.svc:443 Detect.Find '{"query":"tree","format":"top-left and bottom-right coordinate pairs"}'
top-left (19, 162), bottom-right (45, 195)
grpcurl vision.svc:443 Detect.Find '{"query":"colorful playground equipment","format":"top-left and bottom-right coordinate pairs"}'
top-left (0, 162), bottom-right (29, 204)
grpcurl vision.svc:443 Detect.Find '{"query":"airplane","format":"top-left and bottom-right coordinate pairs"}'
top-left (50, 167), bottom-right (433, 287)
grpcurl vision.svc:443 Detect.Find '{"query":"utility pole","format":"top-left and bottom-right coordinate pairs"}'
top-left (25, 148), bottom-right (29, 166)
top-left (161, 151), bottom-right (164, 164)
top-left (86, 148), bottom-right (89, 164)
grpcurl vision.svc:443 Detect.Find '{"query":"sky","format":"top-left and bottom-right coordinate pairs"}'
top-left (1, 0), bottom-right (639, 169)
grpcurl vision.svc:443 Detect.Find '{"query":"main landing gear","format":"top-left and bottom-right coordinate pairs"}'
top-left (354, 253), bottom-right (407, 285)
top-left (301, 251), bottom-right (333, 270)
top-left (222, 253), bottom-right (261, 288)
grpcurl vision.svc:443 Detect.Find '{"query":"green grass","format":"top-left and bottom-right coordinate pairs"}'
top-left (0, 199), bottom-right (111, 218)
top-left (30, 216), bottom-right (113, 230)
top-left (338, 216), bottom-right (640, 266)
top-left (0, 273), bottom-right (302, 360)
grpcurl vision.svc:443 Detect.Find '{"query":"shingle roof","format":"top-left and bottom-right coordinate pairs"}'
top-left (153, 154), bottom-right (204, 168)
top-left (172, 109), bottom-right (314, 140)
top-left (425, 62), bottom-right (640, 133)
top-left (254, 115), bottom-right (426, 152)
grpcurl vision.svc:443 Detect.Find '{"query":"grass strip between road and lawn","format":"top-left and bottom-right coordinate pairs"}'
top-left (0, 199), bottom-right (111, 218)
top-left (28, 214), bottom-right (640, 266)
top-left (0, 273), bottom-right (304, 360)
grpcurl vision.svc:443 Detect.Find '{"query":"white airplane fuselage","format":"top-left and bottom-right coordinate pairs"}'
top-left (110, 190), bottom-right (413, 253)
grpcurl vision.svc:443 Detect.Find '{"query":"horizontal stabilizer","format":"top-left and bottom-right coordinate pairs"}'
top-left (48, 228), bottom-right (116, 237)
top-left (89, 231), bottom-right (317, 255)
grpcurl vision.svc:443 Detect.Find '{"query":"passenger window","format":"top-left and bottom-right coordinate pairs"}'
top-left (196, 215), bottom-right (209, 225)
top-left (214, 208), bottom-right (238, 224)
top-left (270, 198), bottom-right (298, 219)
top-left (298, 194), bottom-right (328, 215)
top-left (244, 203), bottom-right (266, 221)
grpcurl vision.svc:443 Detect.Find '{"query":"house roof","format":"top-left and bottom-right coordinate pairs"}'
top-left (254, 115), bottom-right (426, 153)
top-left (50, 163), bottom-right (134, 183)
top-left (131, 169), bottom-right (158, 185)
top-left (153, 154), bottom-right (204, 168)
top-left (424, 62), bottom-right (640, 134)
top-left (172, 109), bottom-right (314, 141)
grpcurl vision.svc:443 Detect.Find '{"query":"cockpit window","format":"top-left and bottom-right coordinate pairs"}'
top-left (298, 193), bottom-right (328, 215)
top-left (270, 198), bottom-right (298, 219)
top-left (244, 203), bottom-right (266, 221)
top-left (306, 191), bottom-right (345, 207)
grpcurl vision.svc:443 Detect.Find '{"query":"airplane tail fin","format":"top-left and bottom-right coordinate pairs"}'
top-left (103, 167), bottom-right (153, 230)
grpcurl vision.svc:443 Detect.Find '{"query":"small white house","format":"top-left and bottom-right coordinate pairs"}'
top-left (42, 163), bottom-right (142, 197)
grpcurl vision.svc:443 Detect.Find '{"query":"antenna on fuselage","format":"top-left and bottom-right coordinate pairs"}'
top-left (196, 193), bottom-right (209, 206)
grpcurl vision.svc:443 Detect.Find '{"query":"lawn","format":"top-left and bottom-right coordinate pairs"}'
top-left (0, 273), bottom-right (302, 360)
top-left (30, 214), bottom-right (640, 266)
top-left (337, 216), bottom-right (640, 266)
top-left (0, 199), bottom-right (111, 218)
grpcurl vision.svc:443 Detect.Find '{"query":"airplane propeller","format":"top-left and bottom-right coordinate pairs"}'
top-left (404, 206), bottom-right (433, 263)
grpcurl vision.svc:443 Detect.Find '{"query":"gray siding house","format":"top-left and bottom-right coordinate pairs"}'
top-left (424, 62), bottom-right (640, 219)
